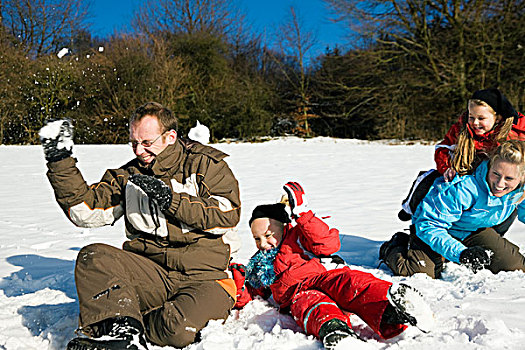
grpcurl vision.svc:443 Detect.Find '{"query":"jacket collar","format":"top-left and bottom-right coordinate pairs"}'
top-left (466, 123), bottom-right (498, 142)
top-left (150, 141), bottom-right (185, 176)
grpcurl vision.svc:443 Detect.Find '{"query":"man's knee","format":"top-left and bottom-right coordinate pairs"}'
top-left (76, 243), bottom-right (116, 270)
top-left (77, 243), bottom-right (114, 260)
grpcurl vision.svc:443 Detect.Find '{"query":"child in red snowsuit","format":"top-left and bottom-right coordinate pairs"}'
top-left (435, 87), bottom-right (525, 181)
top-left (231, 182), bottom-right (433, 350)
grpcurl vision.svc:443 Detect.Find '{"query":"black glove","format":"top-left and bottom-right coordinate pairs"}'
top-left (39, 119), bottom-right (74, 162)
top-left (459, 246), bottom-right (492, 273)
top-left (128, 174), bottom-right (173, 212)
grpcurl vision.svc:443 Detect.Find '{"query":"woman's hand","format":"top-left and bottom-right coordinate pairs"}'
top-left (459, 246), bottom-right (492, 272)
top-left (443, 168), bottom-right (457, 182)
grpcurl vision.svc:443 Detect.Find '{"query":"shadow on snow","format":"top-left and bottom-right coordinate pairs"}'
top-left (338, 234), bottom-right (385, 269)
top-left (0, 254), bottom-right (80, 348)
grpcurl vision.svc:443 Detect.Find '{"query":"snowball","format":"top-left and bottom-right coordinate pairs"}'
top-left (188, 120), bottom-right (210, 144)
top-left (39, 120), bottom-right (73, 151)
top-left (39, 120), bottom-right (64, 139)
top-left (57, 48), bottom-right (69, 58)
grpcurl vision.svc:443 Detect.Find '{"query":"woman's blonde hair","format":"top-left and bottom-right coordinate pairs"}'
top-left (489, 140), bottom-right (525, 177)
top-left (489, 140), bottom-right (525, 202)
top-left (451, 99), bottom-right (513, 175)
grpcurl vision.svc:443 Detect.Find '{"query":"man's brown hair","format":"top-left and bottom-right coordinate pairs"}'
top-left (130, 102), bottom-right (178, 132)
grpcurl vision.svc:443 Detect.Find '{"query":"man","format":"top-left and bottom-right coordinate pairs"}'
top-left (40, 102), bottom-right (241, 349)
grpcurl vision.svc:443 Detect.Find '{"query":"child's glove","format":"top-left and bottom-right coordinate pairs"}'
top-left (319, 254), bottom-right (346, 270)
top-left (128, 174), bottom-right (173, 212)
top-left (283, 181), bottom-right (308, 218)
top-left (39, 119), bottom-right (74, 163)
top-left (229, 263), bottom-right (252, 308)
top-left (230, 263), bottom-right (246, 282)
top-left (459, 246), bottom-right (492, 273)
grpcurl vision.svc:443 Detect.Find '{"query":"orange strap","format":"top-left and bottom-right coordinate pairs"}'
top-left (216, 278), bottom-right (237, 302)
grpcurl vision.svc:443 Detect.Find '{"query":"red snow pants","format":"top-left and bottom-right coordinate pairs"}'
top-left (289, 267), bottom-right (407, 339)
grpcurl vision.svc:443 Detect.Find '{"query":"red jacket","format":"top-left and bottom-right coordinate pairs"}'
top-left (435, 111), bottom-right (525, 174)
top-left (270, 210), bottom-right (341, 307)
top-left (231, 210), bottom-right (340, 309)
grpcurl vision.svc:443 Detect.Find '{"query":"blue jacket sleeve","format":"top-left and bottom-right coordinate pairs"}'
top-left (518, 201), bottom-right (525, 224)
top-left (412, 183), bottom-right (473, 263)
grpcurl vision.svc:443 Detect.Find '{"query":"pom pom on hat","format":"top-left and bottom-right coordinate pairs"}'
top-left (249, 203), bottom-right (291, 227)
top-left (471, 88), bottom-right (518, 120)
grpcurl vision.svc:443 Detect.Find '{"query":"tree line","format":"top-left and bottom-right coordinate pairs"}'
top-left (0, 0), bottom-right (523, 145)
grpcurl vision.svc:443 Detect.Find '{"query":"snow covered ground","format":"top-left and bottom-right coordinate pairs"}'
top-left (1, 137), bottom-right (524, 349)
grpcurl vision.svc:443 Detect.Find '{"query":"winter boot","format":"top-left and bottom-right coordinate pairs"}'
top-left (318, 319), bottom-right (360, 350)
top-left (66, 337), bottom-right (143, 350)
top-left (384, 283), bottom-right (434, 333)
top-left (66, 317), bottom-right (148, 350)
top-left (379, 231), bottom-right (410, 261)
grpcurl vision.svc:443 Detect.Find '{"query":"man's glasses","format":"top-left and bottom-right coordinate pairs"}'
top-left (129, 132), bottom-right (165, 148)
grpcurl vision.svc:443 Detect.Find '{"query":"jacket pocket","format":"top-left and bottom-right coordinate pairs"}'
top-left (165, 236), bottom-right (230, 275)
top-left (123, 238), bottom-right (166, 267)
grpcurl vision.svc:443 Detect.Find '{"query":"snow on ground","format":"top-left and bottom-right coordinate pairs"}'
top-left (1, 137), bottom-right (524, 349)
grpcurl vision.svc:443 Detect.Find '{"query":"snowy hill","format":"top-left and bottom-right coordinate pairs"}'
top-left (1, 137), bottom-right (524, 349)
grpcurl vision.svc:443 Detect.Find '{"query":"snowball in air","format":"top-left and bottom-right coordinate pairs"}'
top-left (188, 121), bottom-right (210, 144)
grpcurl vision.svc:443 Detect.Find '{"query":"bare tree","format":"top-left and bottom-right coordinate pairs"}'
top-left (133, 0), bottom-right (244, 39)
top-left (318, 0), bottom-right (524, 140)
top-left (325, 0), bottom-right (523, 101)
top-left (1, 0), bottom-right (90, 57)
top-left (272, 6), bottom-right (318, 136)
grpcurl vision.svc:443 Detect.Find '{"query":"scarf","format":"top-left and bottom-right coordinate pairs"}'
top-left (245, 248), bottom-right (278, 289)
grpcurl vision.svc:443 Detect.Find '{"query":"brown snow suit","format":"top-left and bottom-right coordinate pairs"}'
top-left (46, 138), bottom-right (241, 347)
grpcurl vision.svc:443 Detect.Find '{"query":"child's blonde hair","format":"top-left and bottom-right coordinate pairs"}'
top-left (451, 99), bottom-right (513, 175)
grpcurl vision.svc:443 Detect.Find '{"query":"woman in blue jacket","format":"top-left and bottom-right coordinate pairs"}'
top-left (382, 140), bottom-right (525, 278)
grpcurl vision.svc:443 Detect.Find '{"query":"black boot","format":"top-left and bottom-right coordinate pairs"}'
top-left (319, 319), bottom-right (360, 350)
top-left (66, 337), bottom-right (142, 350)
top-left (379, 231), bottom-right (409, 261)
top-left (67, 317), bottom-right (148, 350)
top-left (384, 283), bottom-right (434, 333)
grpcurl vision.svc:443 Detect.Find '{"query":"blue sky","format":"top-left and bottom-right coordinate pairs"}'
top-left (89, 0), bottom-right (347, 61)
